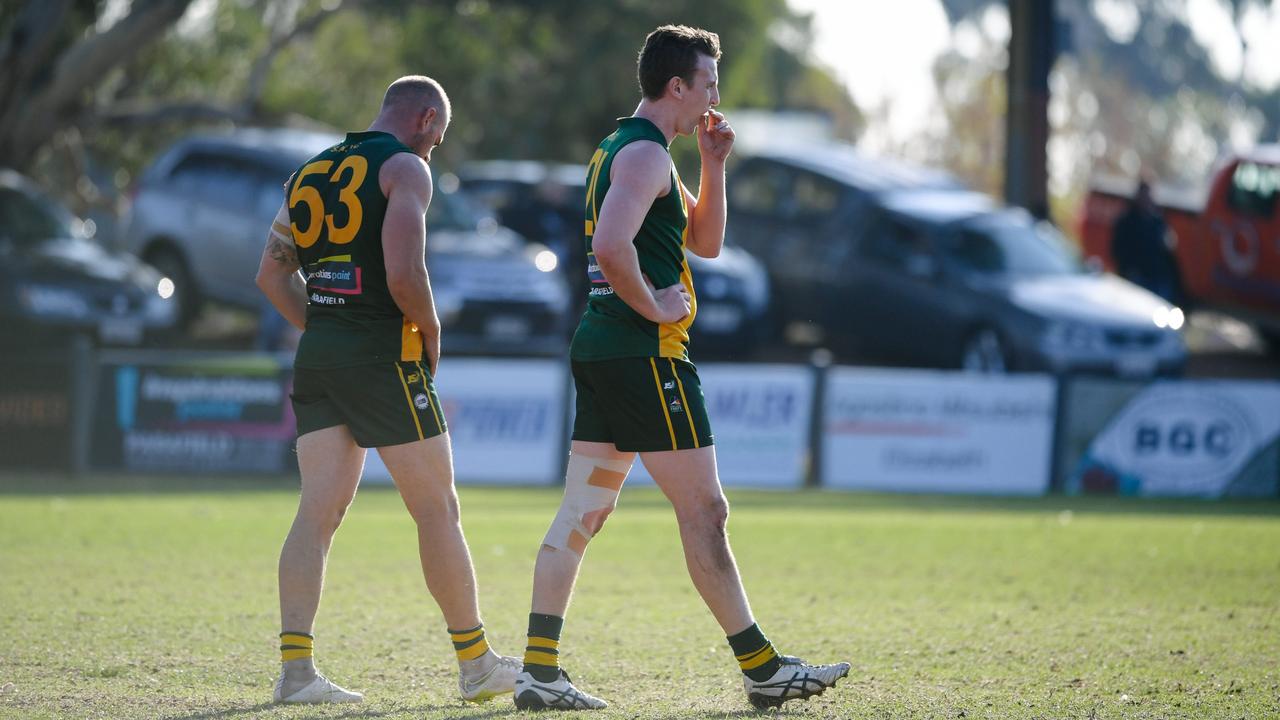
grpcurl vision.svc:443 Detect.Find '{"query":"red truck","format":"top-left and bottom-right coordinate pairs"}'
top-left (1079, 146), bottom-right (1280, 352)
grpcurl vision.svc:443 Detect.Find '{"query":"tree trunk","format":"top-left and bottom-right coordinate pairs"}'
top-left (0, 0), bottom-right (193, 171)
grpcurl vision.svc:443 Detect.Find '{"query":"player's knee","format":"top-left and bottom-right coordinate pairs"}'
top-left (580, 505), bottom-right (615, 536)
top-left (298, 498), bottom-right (351, 536)
top-left (682, 494), bottom-right (729, 536)
top-left (406, 488), bottom-right (460, 528)
top-left (708, 495), bottom-right (730, 533)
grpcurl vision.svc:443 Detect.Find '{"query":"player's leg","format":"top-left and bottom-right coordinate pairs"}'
top-left (530, 440), bottom-right (635, 616)
top-left (275, 422), bottom-right (366, 704)
top-left (379, 434), bottom-right (480, 629)
top-left (514, 362), bottom-right (633, 710)
top-left (515, 440), bottom-right (629, 711)
top-left (641, 359), bottom-right (850, 709)
top-left (639, 446), bottom-right (752, 630)
top-left (371, 362), bottom-right (518, 702)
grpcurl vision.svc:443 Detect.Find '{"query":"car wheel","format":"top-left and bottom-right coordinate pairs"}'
top-left (145, 246), bottom-right (199, 330)
top-left (960, 327), bottom-right (1009, 373)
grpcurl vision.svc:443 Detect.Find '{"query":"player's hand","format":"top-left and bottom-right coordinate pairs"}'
top-left (697, 110), bottom-right (734, 163)
top-left (650, 282), bottom-right (692, 324)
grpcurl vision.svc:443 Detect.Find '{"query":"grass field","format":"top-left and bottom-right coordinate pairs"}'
top-left (1, 473), bottom-right (1278, 719)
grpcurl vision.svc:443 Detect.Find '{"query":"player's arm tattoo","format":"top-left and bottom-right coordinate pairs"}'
top-left (267, 221), bottom-right (300, 269)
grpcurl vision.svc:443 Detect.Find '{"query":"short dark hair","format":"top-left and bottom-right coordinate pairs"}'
top-left (637, 25), bottom-right (721, 100)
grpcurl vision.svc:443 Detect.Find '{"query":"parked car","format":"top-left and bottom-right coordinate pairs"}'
top-left (0, 168), bottom-right (176, 349)
top-left (457, 159), bottom-right (771, 357)
top-left (121, 129), bottom-right (569, 354)
top-left (1079, 147), bottom-right (1280, 353)
top-left (726, 145), bottom-right (1187, 376)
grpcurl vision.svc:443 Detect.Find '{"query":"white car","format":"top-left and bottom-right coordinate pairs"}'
top-left (121, 129), bottom-right (568, 353)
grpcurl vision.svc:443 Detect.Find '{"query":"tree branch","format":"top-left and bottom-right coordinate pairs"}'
top-left (1, 0), bottom-right (194, 169)
top-left (0, 0), bottom-right (73, 129)
top-left (243, 2), bottom-right (357, 112)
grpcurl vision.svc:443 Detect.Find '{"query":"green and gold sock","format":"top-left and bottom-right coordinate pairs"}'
top-left (523, 612), bottom-right (563, 683)
top-left (279, 631), bottom-right (314, 663)
top-left (727, 623), bottom-right (782, 682)
top-left (449, 624), bottom-right (490, 662)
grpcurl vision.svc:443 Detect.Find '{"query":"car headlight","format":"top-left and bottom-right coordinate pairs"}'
top-left (1041, 321), bottom-right (1106, 353)
top-left (534, 249), bottom-right (558, 273)
top-left (19, 284), bottom-right (91, 319)
top-left (1151, 305), bottom-right (1185, 331)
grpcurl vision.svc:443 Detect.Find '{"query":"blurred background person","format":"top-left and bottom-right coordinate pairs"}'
top-left (1110, 177), bottom-right (1181, 304)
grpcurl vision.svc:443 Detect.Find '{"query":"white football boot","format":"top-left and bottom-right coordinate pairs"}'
top-left (459, 653), bottom-right (522, 702)
top-left (742, 656), bottom-right (851, 709)
top-left (513, 669), bottom-right (608, 710)
top-left (272, 671), bottom-right (363, 704)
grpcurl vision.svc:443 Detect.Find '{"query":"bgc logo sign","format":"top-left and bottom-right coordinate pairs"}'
top-left (1106, 388), bottom-right (1255, 482)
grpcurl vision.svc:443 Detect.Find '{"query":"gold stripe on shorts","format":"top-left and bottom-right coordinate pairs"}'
top-left (649, 357), bottom-right (678, 450)
top-left (394, 363), bottom-right (425, 441)
top-left (669, 358), bottom-right (699, 449)
top-left (414, 360), bottom-right (444, 433)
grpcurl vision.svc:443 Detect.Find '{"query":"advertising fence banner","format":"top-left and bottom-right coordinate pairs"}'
top-left (1065, 379), bottom-right (1280, 498)
top-left (364, 358), bottom-right (564, 485)
top-left (90, 353), bottom-right (295, 474)
top-left (0, 352), bottom-right (74, 470)
top-left (821, 368), bottom-right (1057, 495)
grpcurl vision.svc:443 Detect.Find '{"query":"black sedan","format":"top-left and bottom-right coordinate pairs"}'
top-left (0, 169), bottom-right (176, 350)
top-left (458, 160), bottom-right (771, 358)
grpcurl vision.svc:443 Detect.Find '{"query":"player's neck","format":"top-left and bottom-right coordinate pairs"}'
top-left (632, 101), bottom-right (678, 145)
top-left (366, 118), bottom-right (407, 146)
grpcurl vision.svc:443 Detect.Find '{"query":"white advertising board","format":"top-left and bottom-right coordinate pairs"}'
top-left (625, 363), bottom-right (812, 489)
top-left (364, 358), bottom-right (564, 485)
top-left (822, 368), bottom-right (1056, 495)
top-left (1067, 381), bottom-right (1280, 498)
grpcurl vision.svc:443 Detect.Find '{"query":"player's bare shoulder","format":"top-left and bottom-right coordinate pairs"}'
top-left (610, 140), bottom-right (672, 199)
top-left (379, 152), bottom-right (433, 204)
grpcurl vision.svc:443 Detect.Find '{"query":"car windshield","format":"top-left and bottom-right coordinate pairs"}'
top-left (941, 216), bottom-right (1082, 277)
top-left (0, 186), bottom-right (77, 246)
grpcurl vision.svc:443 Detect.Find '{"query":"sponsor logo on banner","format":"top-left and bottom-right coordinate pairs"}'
top-left (822, 368), bottom-right (1056, 495)
top-left (91, 356), bottom-right (295, 474)
top-left (1069, 381), bottom-right (1280, 497)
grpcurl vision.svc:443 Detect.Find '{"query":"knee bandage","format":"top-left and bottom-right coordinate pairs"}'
top-left (542, 453), bottom-right (633, 556)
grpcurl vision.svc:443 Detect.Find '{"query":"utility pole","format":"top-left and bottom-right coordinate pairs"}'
top-left (1004, 0), bottom-right (1056, 219)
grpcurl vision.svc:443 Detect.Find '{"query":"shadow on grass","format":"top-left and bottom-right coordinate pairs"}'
top-left (164, 701), bottom-right (521, 719)
top-left (3, 471), bottom-right (1278, 519)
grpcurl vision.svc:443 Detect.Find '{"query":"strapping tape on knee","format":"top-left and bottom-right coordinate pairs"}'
top-left (542, 454), bottom-right (633, 556)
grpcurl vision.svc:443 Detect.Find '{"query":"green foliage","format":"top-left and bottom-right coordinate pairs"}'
top-left (12, 0), bottom-right (861, 196)
top-left (1, 478), bottom-right (1278, 719)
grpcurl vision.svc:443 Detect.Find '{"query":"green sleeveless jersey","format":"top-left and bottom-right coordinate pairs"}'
top-left (288, 131), bottom-right (421, 369)
top-left (569, 117), bottom-right (696, 361)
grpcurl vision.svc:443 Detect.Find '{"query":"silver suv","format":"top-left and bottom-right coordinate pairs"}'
top-left (121, 128), bottom-right (569, 353)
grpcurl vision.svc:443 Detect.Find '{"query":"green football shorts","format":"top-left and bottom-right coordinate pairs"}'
top-left (571, 356), bottom-right (713, 452)
top-left (291, 360), bottom-right (447, 448)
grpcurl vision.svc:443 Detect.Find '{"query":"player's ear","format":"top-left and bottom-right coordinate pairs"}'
top-left (667, 74), bottom-right (684, 100)
top-left (421, 106), bottom-right (437, 130)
